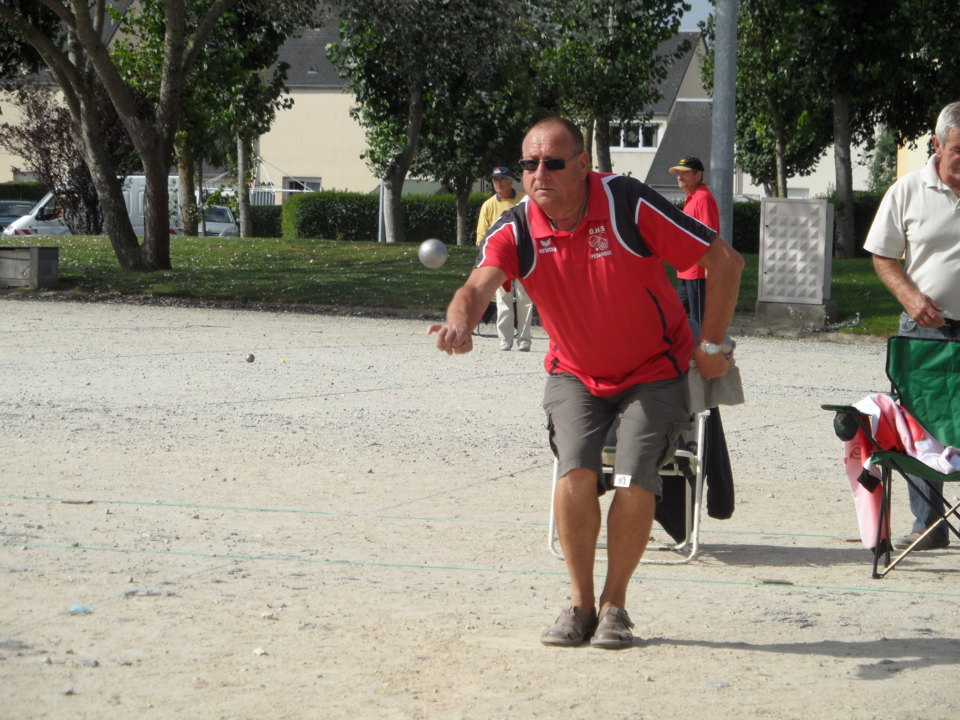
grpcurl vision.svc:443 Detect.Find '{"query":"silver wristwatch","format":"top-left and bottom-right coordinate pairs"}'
top-left (700, 341), bottom-right (721, 355)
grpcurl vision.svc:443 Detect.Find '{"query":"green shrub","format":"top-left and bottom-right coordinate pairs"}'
top-left (828, 191), bottom-right (884, 257)
top-left (282, 191), bottom-right (378, 241)
top-left (0, 181), bottom-right (47, 202)
top-left (282, 190), bottom-right (490, 243)
top-left (250, 205), bottom-right (283, 238)
top-left (731, 200), bottom-right (761, 254)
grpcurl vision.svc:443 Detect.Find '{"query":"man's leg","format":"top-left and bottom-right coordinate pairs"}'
top-left (599, 485), bottom-right (656, 611)
top-left (541, 373), bottom-right (614, 646)
top-left (514, 280), bottom-right (534, 351)
top-left (590, 375), bottom-right (689, 648)
top-left (553, 467), bottom-right (601, 609)
top-left (494, 285), bottom-right (515, 350)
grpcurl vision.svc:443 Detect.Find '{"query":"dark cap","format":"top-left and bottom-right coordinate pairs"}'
top-left (669, 156), bottom-right (705, 173)
top-left (490, 166), bottom-right (514, 179)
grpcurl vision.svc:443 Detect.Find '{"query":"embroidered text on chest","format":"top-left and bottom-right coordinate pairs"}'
top-left (588, 224), bottom-right (612, 259)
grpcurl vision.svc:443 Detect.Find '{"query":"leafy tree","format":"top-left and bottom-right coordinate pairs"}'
top-left (0, 0), bottom-right (59, 80)
top-left (791, 0), bottom-right (916, 257)
top-left (111, 0), bottom-right (312, 236)
top-left (410, 12), bottom-right (547, 246)
top-left (865, 0), bottom-right (960, 158)
top-left (327, 0), bottom-right (535, 244)
top-left (701, 1), bottom-right (832, 197)
top-left (0, 83), bottom-right (137, 232)
top-left (0, 0), bottom-right (243, 271)
top-left (539, 0), bottom-right (690, 172)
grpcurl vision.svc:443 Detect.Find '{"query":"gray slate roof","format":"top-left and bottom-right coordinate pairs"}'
top-left (644, 100), bottom-right (714, 196)
top-left (650, 31), bottom-right (700, 114)
top-left (278, 24), bottom-right (348, 89)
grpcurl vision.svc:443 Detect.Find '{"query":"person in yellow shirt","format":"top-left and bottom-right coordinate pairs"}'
top-left (475, 167), bottom-right (533, 351)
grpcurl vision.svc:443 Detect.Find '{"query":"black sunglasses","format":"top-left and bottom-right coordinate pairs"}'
top-left (518, 152), bottom-right (581, 172)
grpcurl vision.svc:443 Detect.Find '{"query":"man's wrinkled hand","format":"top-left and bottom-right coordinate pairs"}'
top-left (427, 324), bottom-right (474, 355)
top-left (908, 294), bottom-right (947, 328)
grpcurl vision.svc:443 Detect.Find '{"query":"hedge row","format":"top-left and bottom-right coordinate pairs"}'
top-left (720, 193), bottom-right (882, 256)
top-left (277, 189), bottom-right (771, 252)
top-left (280, 191), bottom-right (488, 243)
top-left (0, 181), bottom-right (47, 202)
top-left (251, 205), bottom-right (283, 239)
top-left (267, 188), bottom-right (884, 257)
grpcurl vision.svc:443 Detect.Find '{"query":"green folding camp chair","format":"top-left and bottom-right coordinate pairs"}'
top-left (824, 336), bottom-right (960, 578)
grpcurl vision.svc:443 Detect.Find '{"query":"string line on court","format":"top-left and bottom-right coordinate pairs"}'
top-left (4, 540), bottom-right (959, 602)
top-left (0, 492), bottom-right (859, 540)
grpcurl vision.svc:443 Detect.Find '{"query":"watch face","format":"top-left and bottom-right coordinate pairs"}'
top-left (701, 342), bottom-right (720, 355)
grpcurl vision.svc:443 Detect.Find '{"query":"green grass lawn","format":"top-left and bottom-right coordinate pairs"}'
top-left (4, 235), bottom-right (902, 335)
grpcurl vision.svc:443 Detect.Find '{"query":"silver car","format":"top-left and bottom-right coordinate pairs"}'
top-left (0, 200), bottom-right (37, 231)
top-left (198, 205), bottom-right (239, 236)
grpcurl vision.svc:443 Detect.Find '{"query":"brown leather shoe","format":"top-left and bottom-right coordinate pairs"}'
top-left (540, 606), bottom-right (598, 647)
top-left (591, 606), bottom-right (635, 649)
top-left (895, 531), bottom-right (950, 551)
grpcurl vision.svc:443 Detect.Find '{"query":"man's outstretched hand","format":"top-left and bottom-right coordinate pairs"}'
top-left (428, 324), bottom-right (474, 355)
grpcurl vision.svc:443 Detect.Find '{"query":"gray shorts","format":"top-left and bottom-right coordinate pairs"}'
top-left (543, 373), bottom-right (691, 496)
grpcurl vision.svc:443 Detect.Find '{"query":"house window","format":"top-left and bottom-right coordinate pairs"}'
top-left (610, 122), bottom-right (660, 150)
top-left (285, 177), bottom-right (322, 193)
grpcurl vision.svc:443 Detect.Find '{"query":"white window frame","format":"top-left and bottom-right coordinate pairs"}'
top-left (609, 122), bottom-right (662, 152)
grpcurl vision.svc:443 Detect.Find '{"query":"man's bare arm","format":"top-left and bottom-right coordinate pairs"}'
top-left (428, 266), bottom-right (507, 354)
top-left (695, 238), bottom-right (744, 378)
top-left (873, 254), bottom-right (945, 327)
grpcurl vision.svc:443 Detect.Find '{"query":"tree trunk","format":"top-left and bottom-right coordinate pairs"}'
top-left (177, 144), bottom-right (198, 236)
top-left (594, 115), bottom-right (613, 173)
top-left (381, 83), bottom-right (425, 243)
top-left (74, 91), bottom-right (143, 271)
top-left (237, 134), bottom-right (252, 238)
top-left (584, 117), bottom-right (595, 163)
top-left (768, 98), bottom-right (788, 198)
top-left (141, 147), bottom-right (173, 270)
top-left (455, 184), bottom-right (470, 247)
top-left (382, 168), bottom-right (405, 244)
top-left (832, 91), bottom-right (856, 258)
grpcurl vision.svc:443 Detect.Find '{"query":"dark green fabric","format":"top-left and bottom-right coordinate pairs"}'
top-left (870, 450), bottom-right (960, 483)
top-left (886, 337), bottom-right (960, 448)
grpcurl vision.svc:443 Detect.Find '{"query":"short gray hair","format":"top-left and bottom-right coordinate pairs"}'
top-left (935, 101), bottom-right (960, 144)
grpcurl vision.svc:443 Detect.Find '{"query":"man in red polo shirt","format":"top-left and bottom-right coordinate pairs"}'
top-left (670, 155), bottom-right (720, 325)
top-left (429, 117), bottom-right (742, 649)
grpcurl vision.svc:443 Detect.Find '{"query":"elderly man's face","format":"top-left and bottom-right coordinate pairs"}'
top-left (520, 125), bottom-right (589, 216)
top-left (492, 176), bottom-right (514, 196)
top-left (935, 127), bottom-right (960, 193)
top-left (675, 169), bottom-right (702, 193)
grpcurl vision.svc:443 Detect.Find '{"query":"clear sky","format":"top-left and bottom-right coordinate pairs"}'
top-left (680, 0), bottom-right (713, 30)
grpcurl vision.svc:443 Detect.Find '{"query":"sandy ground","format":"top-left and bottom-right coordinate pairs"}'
top-left (1, 298), bottom-right (958, 720)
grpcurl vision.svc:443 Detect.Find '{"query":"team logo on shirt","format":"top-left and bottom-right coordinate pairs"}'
top-left (588, 225), bottom-right (612, 259)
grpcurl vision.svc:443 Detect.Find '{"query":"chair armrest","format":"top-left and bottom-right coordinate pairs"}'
top-left (870, 450), bottom-right (960, 482)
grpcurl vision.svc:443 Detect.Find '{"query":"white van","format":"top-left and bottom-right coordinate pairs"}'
top-left (2, 175), bottom-right (182, 238)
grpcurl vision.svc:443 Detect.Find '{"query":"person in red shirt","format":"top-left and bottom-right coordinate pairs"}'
top-left (670, 156), bottom-right (720, 325)
top-left (429, 118), bottom-right (742, 649)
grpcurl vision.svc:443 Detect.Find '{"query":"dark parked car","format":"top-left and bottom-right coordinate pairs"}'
top-left (0, 200), bottom-right (36, 230)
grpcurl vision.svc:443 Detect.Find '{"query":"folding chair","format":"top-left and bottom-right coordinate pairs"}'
top-left (823, 336), bottom-right (960, 578)
top-left (547, 408), bottom-right (709, 565)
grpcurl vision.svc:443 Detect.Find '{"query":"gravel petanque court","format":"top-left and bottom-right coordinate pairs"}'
top-left (1, 298), bottom-right (957, 719)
